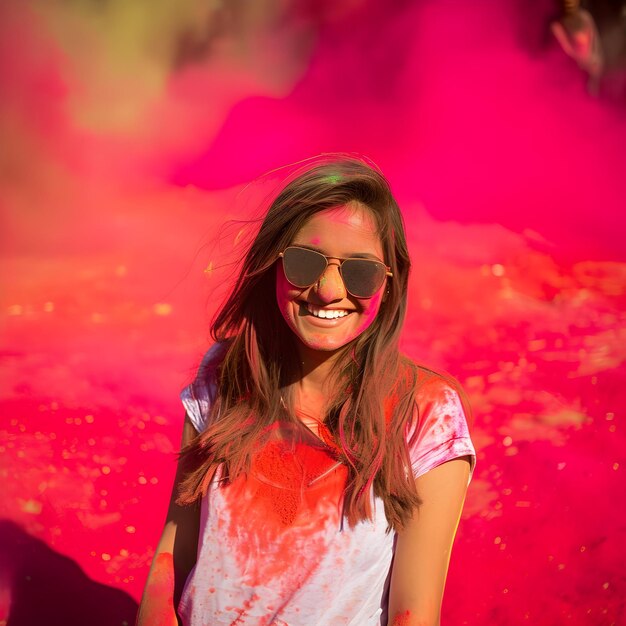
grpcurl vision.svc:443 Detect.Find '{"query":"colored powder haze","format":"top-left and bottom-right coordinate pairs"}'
top-left (1, 1), bottom-right (625, 625)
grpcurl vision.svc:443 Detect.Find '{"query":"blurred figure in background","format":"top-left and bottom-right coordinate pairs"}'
top-left (551, 0), bottom-right (605, 92)
top-left (550, 0), bottom-right (626, 101)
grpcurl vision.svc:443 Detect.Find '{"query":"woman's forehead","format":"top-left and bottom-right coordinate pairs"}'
top-left (292, 204), bottom-right (383, 255)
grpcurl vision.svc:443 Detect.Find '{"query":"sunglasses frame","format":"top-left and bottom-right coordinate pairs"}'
top-left (278, 245), bottom-right (393, 298)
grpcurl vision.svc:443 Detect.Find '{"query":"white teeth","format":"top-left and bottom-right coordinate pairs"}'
top-left (306, 304), bottom-right (349, 319)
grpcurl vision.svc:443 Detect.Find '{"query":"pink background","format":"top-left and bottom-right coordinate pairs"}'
top-left (1, 1), bottom-right (625, 624)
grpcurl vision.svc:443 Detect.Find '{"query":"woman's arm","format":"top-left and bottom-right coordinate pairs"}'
top-left (136, 415), bottom-right (201, 626)
top-left (387, 457), bottom-right (471, 626)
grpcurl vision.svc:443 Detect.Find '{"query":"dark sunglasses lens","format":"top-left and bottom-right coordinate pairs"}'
top-left (282, 247), bottom-right (327, 287)
top-left (342, 259), bottom-right (387, 297)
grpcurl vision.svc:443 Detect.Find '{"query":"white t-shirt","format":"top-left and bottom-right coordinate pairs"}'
top-left (178, 344), bottom-right (476, 626)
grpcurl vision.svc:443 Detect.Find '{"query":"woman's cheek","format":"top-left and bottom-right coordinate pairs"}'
top-left (275, 270), bottom-right (301, 329)
top-left (353, 292), bottom-right (384, 333)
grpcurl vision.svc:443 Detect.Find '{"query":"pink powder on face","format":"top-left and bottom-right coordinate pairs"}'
top-left (275, 205), bottom-right (387, 354)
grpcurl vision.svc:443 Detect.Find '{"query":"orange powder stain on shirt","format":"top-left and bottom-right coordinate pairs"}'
top-left (253, 439), bottom-right (302, 526)
top-left (392, 609), bottom-right (412, 626)
top-left (228, 593), bottom-right (261, 626)
top-left (250, 428), bottom-right (344, 527)
top-left (219, 423), bottom-right (349, 587)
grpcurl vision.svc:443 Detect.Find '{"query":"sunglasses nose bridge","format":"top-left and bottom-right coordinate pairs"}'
top-left (314, 259), bottom-right (347, 301)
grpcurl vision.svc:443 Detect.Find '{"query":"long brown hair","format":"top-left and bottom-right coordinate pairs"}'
top-left (178, 154), bottom-right (422, 531)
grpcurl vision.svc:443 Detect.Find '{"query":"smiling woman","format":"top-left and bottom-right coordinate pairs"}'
top-left (275, 204), bottom-right (388, 353)
top-left (136, 154), bottom-right (475, 626)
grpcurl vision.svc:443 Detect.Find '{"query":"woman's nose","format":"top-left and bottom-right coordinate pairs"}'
top-left (314, 262), bottom-right (347, 302)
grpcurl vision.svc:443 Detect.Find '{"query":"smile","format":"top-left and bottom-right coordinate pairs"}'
top-left (305, 303), bottom-right (351, 319)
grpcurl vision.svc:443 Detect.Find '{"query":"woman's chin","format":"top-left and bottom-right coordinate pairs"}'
top-left (297, 331), bottom-right (351, 354)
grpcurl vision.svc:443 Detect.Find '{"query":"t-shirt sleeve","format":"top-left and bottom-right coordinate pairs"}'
top-left (406, 376), bottom-right (476, 482)
top-left (180, 342), bottom-right (227, 433)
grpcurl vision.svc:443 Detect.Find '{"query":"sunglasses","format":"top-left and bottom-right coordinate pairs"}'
top-left (279, 246), bottom-right (392, 299)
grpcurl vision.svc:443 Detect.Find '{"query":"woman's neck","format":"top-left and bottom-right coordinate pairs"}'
top-left (298, 345), bottom-right (342, 391)
top-left (292, 344), bottom-right (344, 418)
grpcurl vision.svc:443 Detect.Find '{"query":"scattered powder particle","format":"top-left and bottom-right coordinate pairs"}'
top-left (153, 303), bottom-right (172, 316)
top-left (125, 525), bottom-right (136, 534)
top-left (20, 499), bottom-right (42, 514)
top-left (102, 553), bottom-right (111, 561)
top-left (234, 228), bottom-right (246, 245)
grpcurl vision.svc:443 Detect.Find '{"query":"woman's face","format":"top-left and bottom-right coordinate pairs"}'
top-left (275, 204), bottom-right (388, 354)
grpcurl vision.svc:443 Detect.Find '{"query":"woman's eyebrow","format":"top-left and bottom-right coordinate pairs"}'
top-left (291, 243), bottom-right (382, 260)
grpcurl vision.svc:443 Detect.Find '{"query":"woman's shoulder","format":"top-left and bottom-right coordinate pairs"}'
top-left (398, 354), bottom-right (466, 400)
top-left (399, 357), bottom-right (476, 480)
top-left (181, 339), bottom-right (233, 433)
top-left (397, 355), bottom-right (473, 430)
top-left (198, 338), bottom-right (233, 369)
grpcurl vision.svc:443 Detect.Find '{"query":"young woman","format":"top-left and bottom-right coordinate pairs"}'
top-left (137, 155), bottom-right (475, 626)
